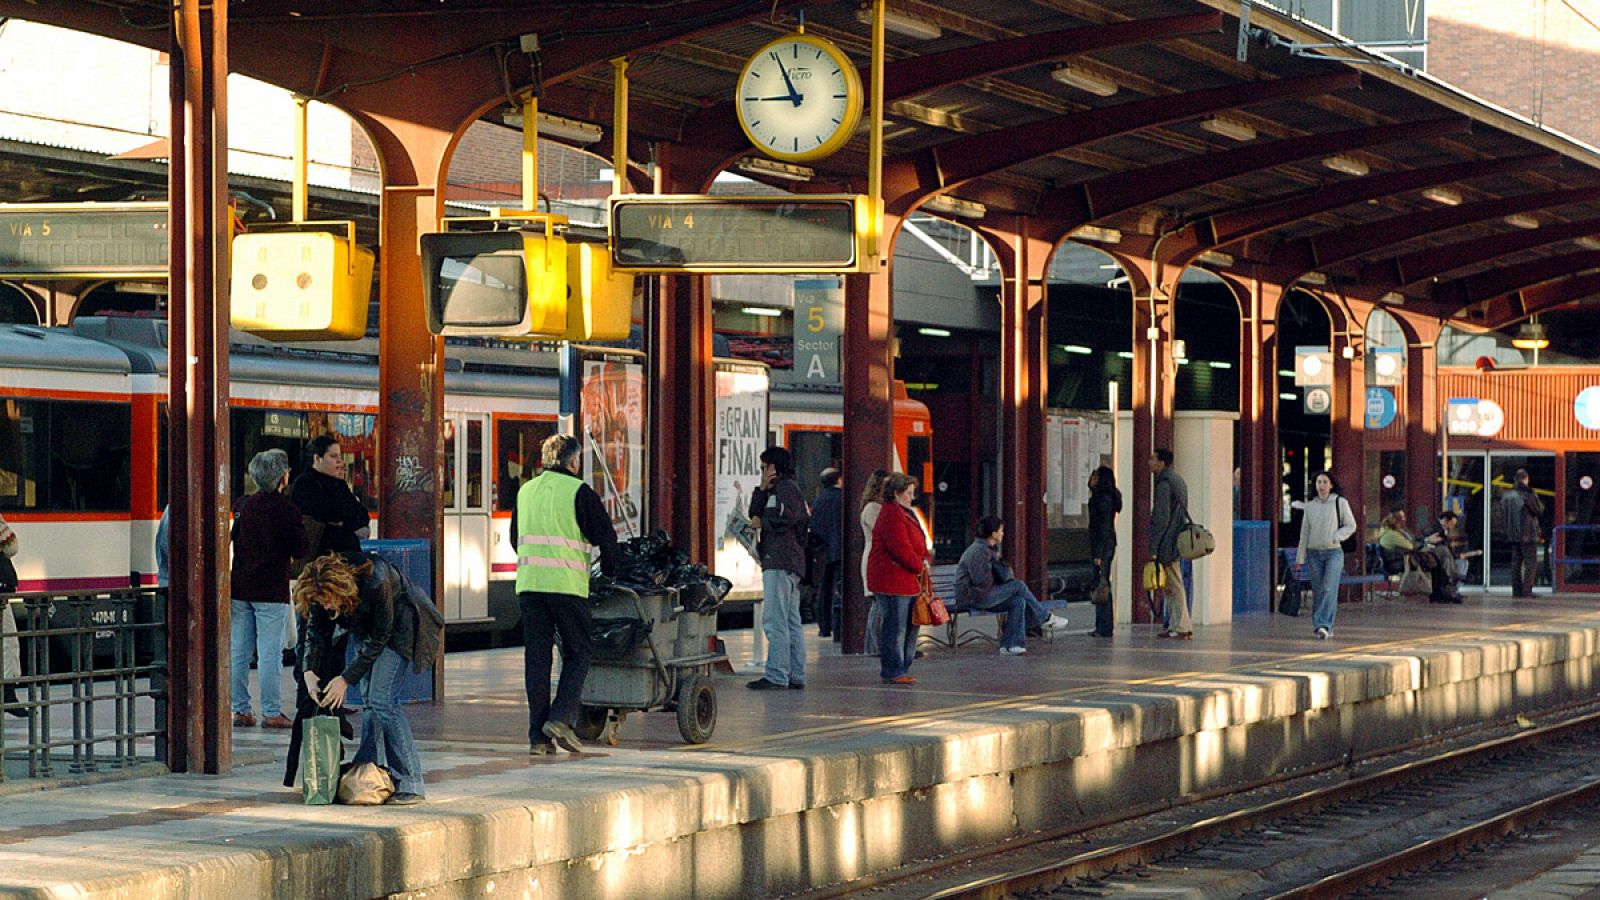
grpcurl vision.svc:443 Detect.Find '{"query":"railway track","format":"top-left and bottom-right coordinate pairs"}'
top-left (826, 705), bottom-right (1600, 899)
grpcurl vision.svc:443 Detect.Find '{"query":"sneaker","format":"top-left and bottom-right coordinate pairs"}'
top-left (541, 719), bottom-right (584, 754)
top-left (746, 678), bottom-right (785, 691)
top-left (232, 712), bottom-right (255, 727)
top-left (1000, 646), bottom-right (1028, 655)
top-left (1315, 627), bottom-right (1330, 640)
top-left (386, 792), bottom-right (424, 806)
top-left (259, 714), bottom-right (293, 729)
top-left (528, 741), bottom-right (558, 756)
top-left (787, 682), bottom-right (806, 690)
top-left (1160, 630), bottom-right (1193, 640)
top-left (881, 675), bottom-right (916, 685)
top-left (1042, 614), bottom-right (1071, 631)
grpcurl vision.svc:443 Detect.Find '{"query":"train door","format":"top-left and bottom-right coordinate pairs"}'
top-left (442, 413), bottom-right (492, 623)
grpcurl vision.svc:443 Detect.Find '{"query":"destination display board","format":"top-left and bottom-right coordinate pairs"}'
top-left (0, 203), bottom-right (168, 277)
top-left (609, 194), bottom-right (868, 273)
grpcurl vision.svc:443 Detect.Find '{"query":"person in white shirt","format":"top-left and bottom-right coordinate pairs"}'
top-left (1295, 471), bottom-right (1357, 640)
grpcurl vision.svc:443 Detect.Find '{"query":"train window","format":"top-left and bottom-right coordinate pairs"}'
top-left (496, 418), bottom-right (557, 511)
top-left (442, 419), bottom-right (457, 510)
top-left (465, 419), bottom-right (484, 509)
top-left (230, 409), bottom-right (377, 510)
top-left (0, 398), bottom-right (131, 512)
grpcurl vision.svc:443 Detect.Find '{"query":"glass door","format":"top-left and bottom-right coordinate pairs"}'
top-left (1444, 453), bottom-right (1486, 587)
top-left (1486, 452), bottom-right (1555, 592)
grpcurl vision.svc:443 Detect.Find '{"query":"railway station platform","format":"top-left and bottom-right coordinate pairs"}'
top-left (5, 591), bottom-right (1600, 898)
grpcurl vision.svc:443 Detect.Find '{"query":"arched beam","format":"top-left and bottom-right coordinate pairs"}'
top-left (1433, 248), bottom-right (1600, 312)
top-left (1479, 270), bottom-right (1600, 330)
top-left (1038, 118), bottom-right (1470, 223)
top-left (883, 71), bottom-right (1361, 213)
top-left (1355, 217), bottom-right (1600, 289)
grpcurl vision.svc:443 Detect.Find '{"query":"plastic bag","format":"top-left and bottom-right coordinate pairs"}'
top-left (337, 761), bottom-right (394, 806)
top-left (300, 715), bottom-right (343, 805)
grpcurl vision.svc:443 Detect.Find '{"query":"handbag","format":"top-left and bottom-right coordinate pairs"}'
top-left (911, 569), bottom-right (950, 627)
top-left (1177, 520), bottom-right (1215, 560)
top-left (337, 761), bottom-right (395, 806)
top-left (1398, 556), bottom-right (1432, 596)
top-left (1141, 560), bottom-right (1167, 592)
top-left (1090, 575), bottom-right (1111, 605)
top-left (299, 715), bottom-right (343, 805)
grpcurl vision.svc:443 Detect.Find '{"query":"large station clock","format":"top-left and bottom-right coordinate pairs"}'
top-left (735, 32), bottom-right (863, 163)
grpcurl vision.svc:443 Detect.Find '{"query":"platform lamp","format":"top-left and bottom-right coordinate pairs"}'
top-left (1511, 316), bottom-right (1549, 365)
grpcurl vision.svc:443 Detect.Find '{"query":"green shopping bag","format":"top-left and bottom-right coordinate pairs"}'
top-left (300, 715), bottom-right (343, 805)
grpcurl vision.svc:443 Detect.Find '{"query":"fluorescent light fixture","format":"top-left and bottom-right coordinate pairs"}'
top-left (1322, 155), bottom-right (1369, 176)
top-left (1278, 369), bottom-right (1296, 378)
top-left (1196, 250), bottom-right (1234, 267)
top-left (1063, 344), bottom-right (1093, 355)
top-left (1421, 186), bottom-right (1462, 206)
top-left (1117, 351), bottom-right (1135, 359)
top-left (1051, 64), bottom-right (1118, 97)
top-left (1577, 236), bottom-right (1600, 250)
top-left (736, 157), bottom-right (814, 182)
top-left (917, 326), bottom-right (952, 337)
top-left (1199, 116), bottom-right (1256, 141)
top-left (1280, 392), bottom-right (1298, 401)
top-left (855, 5), bottom-right (942, 40)
top-left (503, 110), bottom-right (605, 145)
top-left (741, 306), bottom-right (783, 317)
top-left (1300, 271), bottom-right (1327, 285)
top-left (1504, 213), bottom-right (1540, 229)
top-left (1208, 360), bottom-right (1233, 369)
top-left (1511, 318), bottom-right (1549, 349)
top-left (1173, 339), bottom-right (1188, 362)
top-left (924, 194), bottom-right (987, 219)
top-left (1073, 225), bottom-right (1122, 245)
top-left (1380, 291), bottom-right (1406, 305)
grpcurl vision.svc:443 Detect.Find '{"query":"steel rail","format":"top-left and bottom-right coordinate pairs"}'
top-left (908, 708), bottom-right (1600, 900)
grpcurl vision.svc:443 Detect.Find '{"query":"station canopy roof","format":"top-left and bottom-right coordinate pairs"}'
top-left (10, 0), bottom-right (1600, 331)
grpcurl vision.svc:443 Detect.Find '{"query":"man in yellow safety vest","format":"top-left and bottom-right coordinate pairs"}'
top-left (514, 434), bottom-right (619, 755)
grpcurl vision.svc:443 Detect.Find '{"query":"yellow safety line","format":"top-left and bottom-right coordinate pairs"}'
top-left (686, 612), bottom-right (1600, 753)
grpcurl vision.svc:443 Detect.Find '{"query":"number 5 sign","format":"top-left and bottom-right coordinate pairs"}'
top-left (786, 278), bottom-right (842, 384)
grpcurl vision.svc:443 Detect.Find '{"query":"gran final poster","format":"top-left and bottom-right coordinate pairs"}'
top-left (581, 358), bottom-right (645, 539)
top-left (714, 365), bottom-right (769, 597)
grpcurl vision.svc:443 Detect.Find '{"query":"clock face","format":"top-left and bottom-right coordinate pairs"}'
top-left (735, 34), bottom-right (863, 163)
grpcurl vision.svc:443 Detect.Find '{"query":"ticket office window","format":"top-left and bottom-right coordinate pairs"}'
top-left (0, 398), bottom-right (131, 512)
top-left (495, 418), bottom-right (557, 512)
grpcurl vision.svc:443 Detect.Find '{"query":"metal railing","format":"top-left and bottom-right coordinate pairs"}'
top-left (1, 589), bottom-right (166, 781)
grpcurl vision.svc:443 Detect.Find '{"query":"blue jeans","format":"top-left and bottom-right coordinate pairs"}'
top-left (1306, 548), bottom-right (1344, 632)
top-left (230, 600), bottom-right (288, 717)
top-left (353, 646), bottom-right (425, 796)
top-left (877, 593), bottom-right (916, 679)
top-left (761, 569), bottom-right (805, 686)
top-left (977, 580), bottom-right (1040, 649)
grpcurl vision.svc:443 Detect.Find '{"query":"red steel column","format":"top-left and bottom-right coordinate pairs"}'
top-left (1120, 257), bottom-right (1171, 624)
top-left (166, 0), bottom-right (230, 774)
top-left (1403, 317), bottom-right (1443, 521)
top-left (840, 217), bottom-right (901, 655)
top-left (647, 273), bottom-right (713, 559)
top-left (991, 219), bottom-right (1051, 597)
top-left (1329, 306), bottom-right (1367, 543)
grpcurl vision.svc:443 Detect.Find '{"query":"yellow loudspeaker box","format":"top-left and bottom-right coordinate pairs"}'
top-left (563, 240), bottom-right (634, 341)
top-left (230, 228), bottom-right (373, 340)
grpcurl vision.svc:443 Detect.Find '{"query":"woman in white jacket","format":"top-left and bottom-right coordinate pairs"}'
top-left (1295, 471), bottom-right (1357, 640)
top-left (0, 513), bottom-right (21, 716)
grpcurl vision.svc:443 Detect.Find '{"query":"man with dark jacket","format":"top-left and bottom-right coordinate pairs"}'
top-left (1499, 468), bottom-right (1545, 597)
top-left (290, 435), bottom-right (371, 559)
top-left (747, 446), bottom-right (810, 691)
top-left (514, 434), bottom-right (619, 754)
top-left (808, 468), bottom-right (844, 640)
top-left (1150, 448), bottom-right (1193, 639)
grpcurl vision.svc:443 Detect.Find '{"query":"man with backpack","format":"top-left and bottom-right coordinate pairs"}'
top-left (747, 446), bottom-right (811, 691)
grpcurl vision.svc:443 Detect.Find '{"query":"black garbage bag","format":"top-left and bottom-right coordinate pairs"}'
top-left (602, 529), bottom-right (728, 615)
top-left (590, 617), bottom-right (651, 660)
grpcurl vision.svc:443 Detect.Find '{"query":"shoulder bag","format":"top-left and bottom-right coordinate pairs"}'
top-left (1337, 496), bottom-right (1361, 554)
top-left (1177, 515), bottom-right (1215, 560)
top-left (911, 568), bottom-right (950, 627)
top-left (1398, 555), bottom-right (1432, 596)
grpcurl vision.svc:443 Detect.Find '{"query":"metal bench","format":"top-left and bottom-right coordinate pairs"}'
top-left (1277, 547), bottom-right (1388, 603)
top-left (919, 563), bottom-right (1068, 649)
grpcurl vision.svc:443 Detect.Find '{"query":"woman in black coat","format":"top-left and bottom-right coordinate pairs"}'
top-left (1087, 465), bottom-right (1122, 638)
top-left (290, 435), bottom-right (371, 559)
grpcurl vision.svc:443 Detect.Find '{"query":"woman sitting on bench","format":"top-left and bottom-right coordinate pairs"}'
top-left (954, 516), bottom-right (1071, 656)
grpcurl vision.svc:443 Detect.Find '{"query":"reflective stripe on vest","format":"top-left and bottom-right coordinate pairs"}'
top-left (515, 472), bottom-right (592, 597)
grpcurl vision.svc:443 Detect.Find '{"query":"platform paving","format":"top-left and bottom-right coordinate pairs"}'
top-left (3, 590), bottom-right (1599, 897)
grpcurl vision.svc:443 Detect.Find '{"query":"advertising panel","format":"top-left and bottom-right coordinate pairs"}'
top-left (714, 364), bottom-right (770, 596)
top-left (580, 357), bottom-right (645, 538)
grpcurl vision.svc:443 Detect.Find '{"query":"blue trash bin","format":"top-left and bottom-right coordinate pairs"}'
top-left (340, 539), bottom-right (436, 705)
top-left (1233, 521), bottom-right (1272, 615)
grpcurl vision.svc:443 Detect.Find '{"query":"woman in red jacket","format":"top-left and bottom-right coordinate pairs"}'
top-left (867, 473), bottom-right (930, 685)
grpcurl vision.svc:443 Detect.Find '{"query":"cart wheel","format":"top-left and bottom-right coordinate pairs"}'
top-left (675, 674), bottom-right (716, 744)
top-left (575, 706), bottom-right (609, 742)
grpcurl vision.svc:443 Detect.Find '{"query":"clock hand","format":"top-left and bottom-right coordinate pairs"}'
top-left (748, 94), bottom-right (805, 102)
top-left (769, 52), bottom-right (802, 107)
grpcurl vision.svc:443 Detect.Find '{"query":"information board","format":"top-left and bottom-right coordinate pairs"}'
top-left (610, 195), bottom-right (865, 272)
top-left (0, 203), bottom-right (168, 277)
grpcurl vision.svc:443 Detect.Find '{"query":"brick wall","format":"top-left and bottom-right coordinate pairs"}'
top-left (1429, 0), bottom-right (1600, 146)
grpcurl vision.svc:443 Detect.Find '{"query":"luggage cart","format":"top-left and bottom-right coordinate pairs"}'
top-left (577, 580), bottom-right (727, 745)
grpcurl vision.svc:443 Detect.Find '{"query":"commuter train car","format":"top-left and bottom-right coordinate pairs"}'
top-left (0, 318), bottom-right (929, 644)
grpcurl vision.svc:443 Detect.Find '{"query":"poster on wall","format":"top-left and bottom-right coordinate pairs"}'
top-left (714, 364), bottom-right (770, 596)
top-left (1044, 409), bottom-right (1114, 529)
top-left (581, 357), bottom-right (645, 539)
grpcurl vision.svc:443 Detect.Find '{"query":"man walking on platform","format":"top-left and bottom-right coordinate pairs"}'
top-left (514, 434), bottom-right (618, 755)
top-left (747, 446), bottom-right (810, 691)
top-left (1149, 448), bottom-right (1193, 639)
top-left (1500, 468), bottom-right (1544, 597)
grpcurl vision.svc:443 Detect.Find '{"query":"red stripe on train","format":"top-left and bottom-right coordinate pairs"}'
top-left (18, 575), bottom-right (142, 592)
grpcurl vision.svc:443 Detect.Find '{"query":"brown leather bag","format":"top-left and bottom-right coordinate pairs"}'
top-left (911, 568), bottom-right (950, 627)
